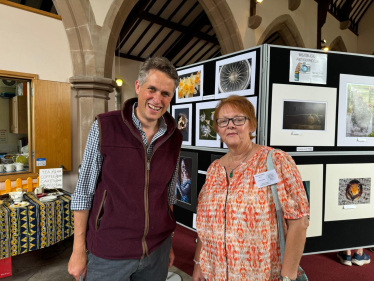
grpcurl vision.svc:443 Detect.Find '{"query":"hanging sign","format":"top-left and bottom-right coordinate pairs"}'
top-left (289, 51), bottom-right (327, 84)
top-left (39, 168), bottom-right (63, 189)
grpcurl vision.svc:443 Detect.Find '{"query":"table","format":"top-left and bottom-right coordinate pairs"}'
top-left (0, 191), bottom-right (74, 259)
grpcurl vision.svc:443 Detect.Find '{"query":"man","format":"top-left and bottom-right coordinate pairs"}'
top-left (68, 57), bottom-right (182, 281)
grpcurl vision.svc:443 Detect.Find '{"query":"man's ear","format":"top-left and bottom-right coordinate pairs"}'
top-left (135, 80), bottom-right (141, 95)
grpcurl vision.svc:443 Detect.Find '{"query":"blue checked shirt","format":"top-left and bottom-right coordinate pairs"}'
top-left (71, 103), bottom-right (179, 210)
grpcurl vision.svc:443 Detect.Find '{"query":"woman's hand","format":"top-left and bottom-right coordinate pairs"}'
top-left (192, 264), bottom-right (205, 281)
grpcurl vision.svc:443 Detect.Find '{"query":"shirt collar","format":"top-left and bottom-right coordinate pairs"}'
top-left (131, 102), bottom-right (167, 133)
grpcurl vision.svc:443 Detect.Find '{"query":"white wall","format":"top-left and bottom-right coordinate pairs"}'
top-left (358, 3), bottom-right (374, 55)
top-left (0, 4), bottom-right (74, 191)
top-left (226, 0), bottom-right (317, 49)
top-left (0, 4), bottom-right (73, 82)
top-left (322, 13), bottom-right (358, 53)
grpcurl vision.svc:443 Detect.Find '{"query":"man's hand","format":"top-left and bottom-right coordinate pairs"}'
top-left (168, 246), bottom-right (175, 268)
top-left (192, 263), bottom-right (205, 281)
top-left (68, 249), bottom-right (87, 281)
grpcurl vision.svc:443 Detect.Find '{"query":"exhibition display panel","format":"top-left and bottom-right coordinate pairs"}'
top-left (171, 44), bottom-right (374, 254)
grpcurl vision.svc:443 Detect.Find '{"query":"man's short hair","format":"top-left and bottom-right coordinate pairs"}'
top-left (138, 56), bottom-right (179, 90)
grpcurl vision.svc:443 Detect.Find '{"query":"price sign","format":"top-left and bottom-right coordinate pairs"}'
top-left (39, 168), bottom-right (63, 190)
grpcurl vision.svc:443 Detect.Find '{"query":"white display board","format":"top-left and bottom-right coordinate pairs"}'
top-left (270, 84), bottom-right (337, 146)
top-left (297, 164), bottom-right (323, 238)
top-left (325, 163), bottom-right (374, 222)
top-left (337, 74), bottom-right (374, 146)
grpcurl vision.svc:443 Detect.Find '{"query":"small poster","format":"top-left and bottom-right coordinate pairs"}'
top-left (289, 51), bottom-right (327, 84)
top-left (39, 168), bottom-right (63, 189)
top-left (0, 130), bottom-right (7, 144)
top-left (36, 158), bottom-right (46, 167)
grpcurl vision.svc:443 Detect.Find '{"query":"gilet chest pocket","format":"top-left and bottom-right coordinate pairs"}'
top-left (95, 190), bottom-right (107, 230)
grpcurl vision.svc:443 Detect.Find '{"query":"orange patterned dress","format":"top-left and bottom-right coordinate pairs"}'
top-left (196, 146), bottom-right (309, 281)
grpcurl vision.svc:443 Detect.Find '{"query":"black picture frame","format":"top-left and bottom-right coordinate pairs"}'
top-left (175, 151), bottom-right (198, 212)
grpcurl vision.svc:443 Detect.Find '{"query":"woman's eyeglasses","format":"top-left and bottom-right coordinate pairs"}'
top-left (216, 116), bottom-right (249, 127)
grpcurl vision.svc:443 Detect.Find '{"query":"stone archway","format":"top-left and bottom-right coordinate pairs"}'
top-left (329, 36), bottom-right (347, 52)
top-left (257, 14), bottom-right (305, 47)
top-left (53, 0), bottom-right (135, 79)
top-left (55, 0), bottom-right (243, 77)
top-left (198, 0), bottom-right (244, 54)
top-left (53, 0), bottom-right (244, 158)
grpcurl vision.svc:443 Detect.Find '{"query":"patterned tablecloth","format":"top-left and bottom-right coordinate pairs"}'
top-left (0, 191), bottom-right (74, 259)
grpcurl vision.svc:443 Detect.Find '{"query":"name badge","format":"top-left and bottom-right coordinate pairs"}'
top-left (254, 170), bottom-right (280, 188)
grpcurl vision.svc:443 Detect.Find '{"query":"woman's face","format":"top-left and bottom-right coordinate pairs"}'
top-left (217, 105), bottom-right (253, 148)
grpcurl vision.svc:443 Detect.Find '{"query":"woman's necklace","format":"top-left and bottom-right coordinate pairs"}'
top-left (228, 143), bottom-right (253, 178)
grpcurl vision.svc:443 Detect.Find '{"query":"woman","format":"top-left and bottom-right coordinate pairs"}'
top-left (193, 95), bottom-right (309, 281)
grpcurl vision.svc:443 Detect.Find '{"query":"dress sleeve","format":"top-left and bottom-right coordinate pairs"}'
top-left (271, 149), bottom-right (309, 220)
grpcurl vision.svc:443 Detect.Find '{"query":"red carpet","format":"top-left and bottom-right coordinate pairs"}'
top-left (172, 224), bottom-right (197, 276)
top-left (173, 224), bottom-right (374, 280)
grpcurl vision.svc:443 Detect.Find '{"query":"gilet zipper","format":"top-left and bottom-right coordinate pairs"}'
top-left (123, 118), bottom-right (177, 258)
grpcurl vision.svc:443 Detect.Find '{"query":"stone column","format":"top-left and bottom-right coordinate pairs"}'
top-left (70, 76), bottom-right (116, 161)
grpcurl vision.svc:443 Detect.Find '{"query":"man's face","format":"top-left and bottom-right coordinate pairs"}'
top-left (135, 69), bottom-right (175, 126)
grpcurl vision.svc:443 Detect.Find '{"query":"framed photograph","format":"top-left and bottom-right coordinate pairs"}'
top-left (223, 96), bottom-right (258, 148)
top-left (175, 151), bottom-right (198, 212)
top-left (297, 164), bottom-right (323, 238)
top-left (172, 104), bottom-right (192, 146)
top-left (195, 101), bottom-right (221, 147)
top-left (325, 163), bottom-right (374, 222)
top-left (283, 101), bottom-right (327, 131)
top-left (337, 74), bottom-right (374, 146)
top-left (338, 178), bottom-right (370, 206)
top-left (214, 51), bottom-right (256, 99)
top-left (270, 84), bottom-right (337, 146)
top-left (175, 65), bottom-right (203, 104)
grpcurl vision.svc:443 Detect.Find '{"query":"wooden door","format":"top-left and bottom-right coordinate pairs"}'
top-left (33, 80), bottom-right (71, 174)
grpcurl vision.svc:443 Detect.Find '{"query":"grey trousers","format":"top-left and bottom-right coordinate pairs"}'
top-left (85, 236), bottom-right (172, 281)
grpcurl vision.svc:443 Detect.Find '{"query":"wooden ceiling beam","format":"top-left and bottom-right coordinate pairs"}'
top-left (127, 0), bottom-right (171, 55)
top-left (139, 11), bottom-right (218, 44)
top-left (137, 0), bottom-right (187, 58)
top-left (137, 0), bottom-right (186, 58)
top-left (195, 44), bottom-right (217, 62)
top-left (174, 38), bottom-right (201, 65)
top-left (117, 0), bottom-right (154, 50)
top-left (163, 13), bottom-right (210, 61)
top-left (356, 0), bottom-right (374, 24)
top-left (352, 0), bottom-right (369, 22)
top-left (150, 1), bottom-right (200, 57)
top-left (208, 49), bottom-right (221, 60)
top-left (183, 41), bottom-right (211, 66)
top-left (180, 26), bottom-right (213, 65)
top-left (337, 0), bottom-right (354, 21)
top-left (116, 52), bottom-right (145, 62)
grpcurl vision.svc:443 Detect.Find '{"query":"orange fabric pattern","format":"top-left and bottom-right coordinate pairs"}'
top-left (196, 146), bottom-right (309, 281)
